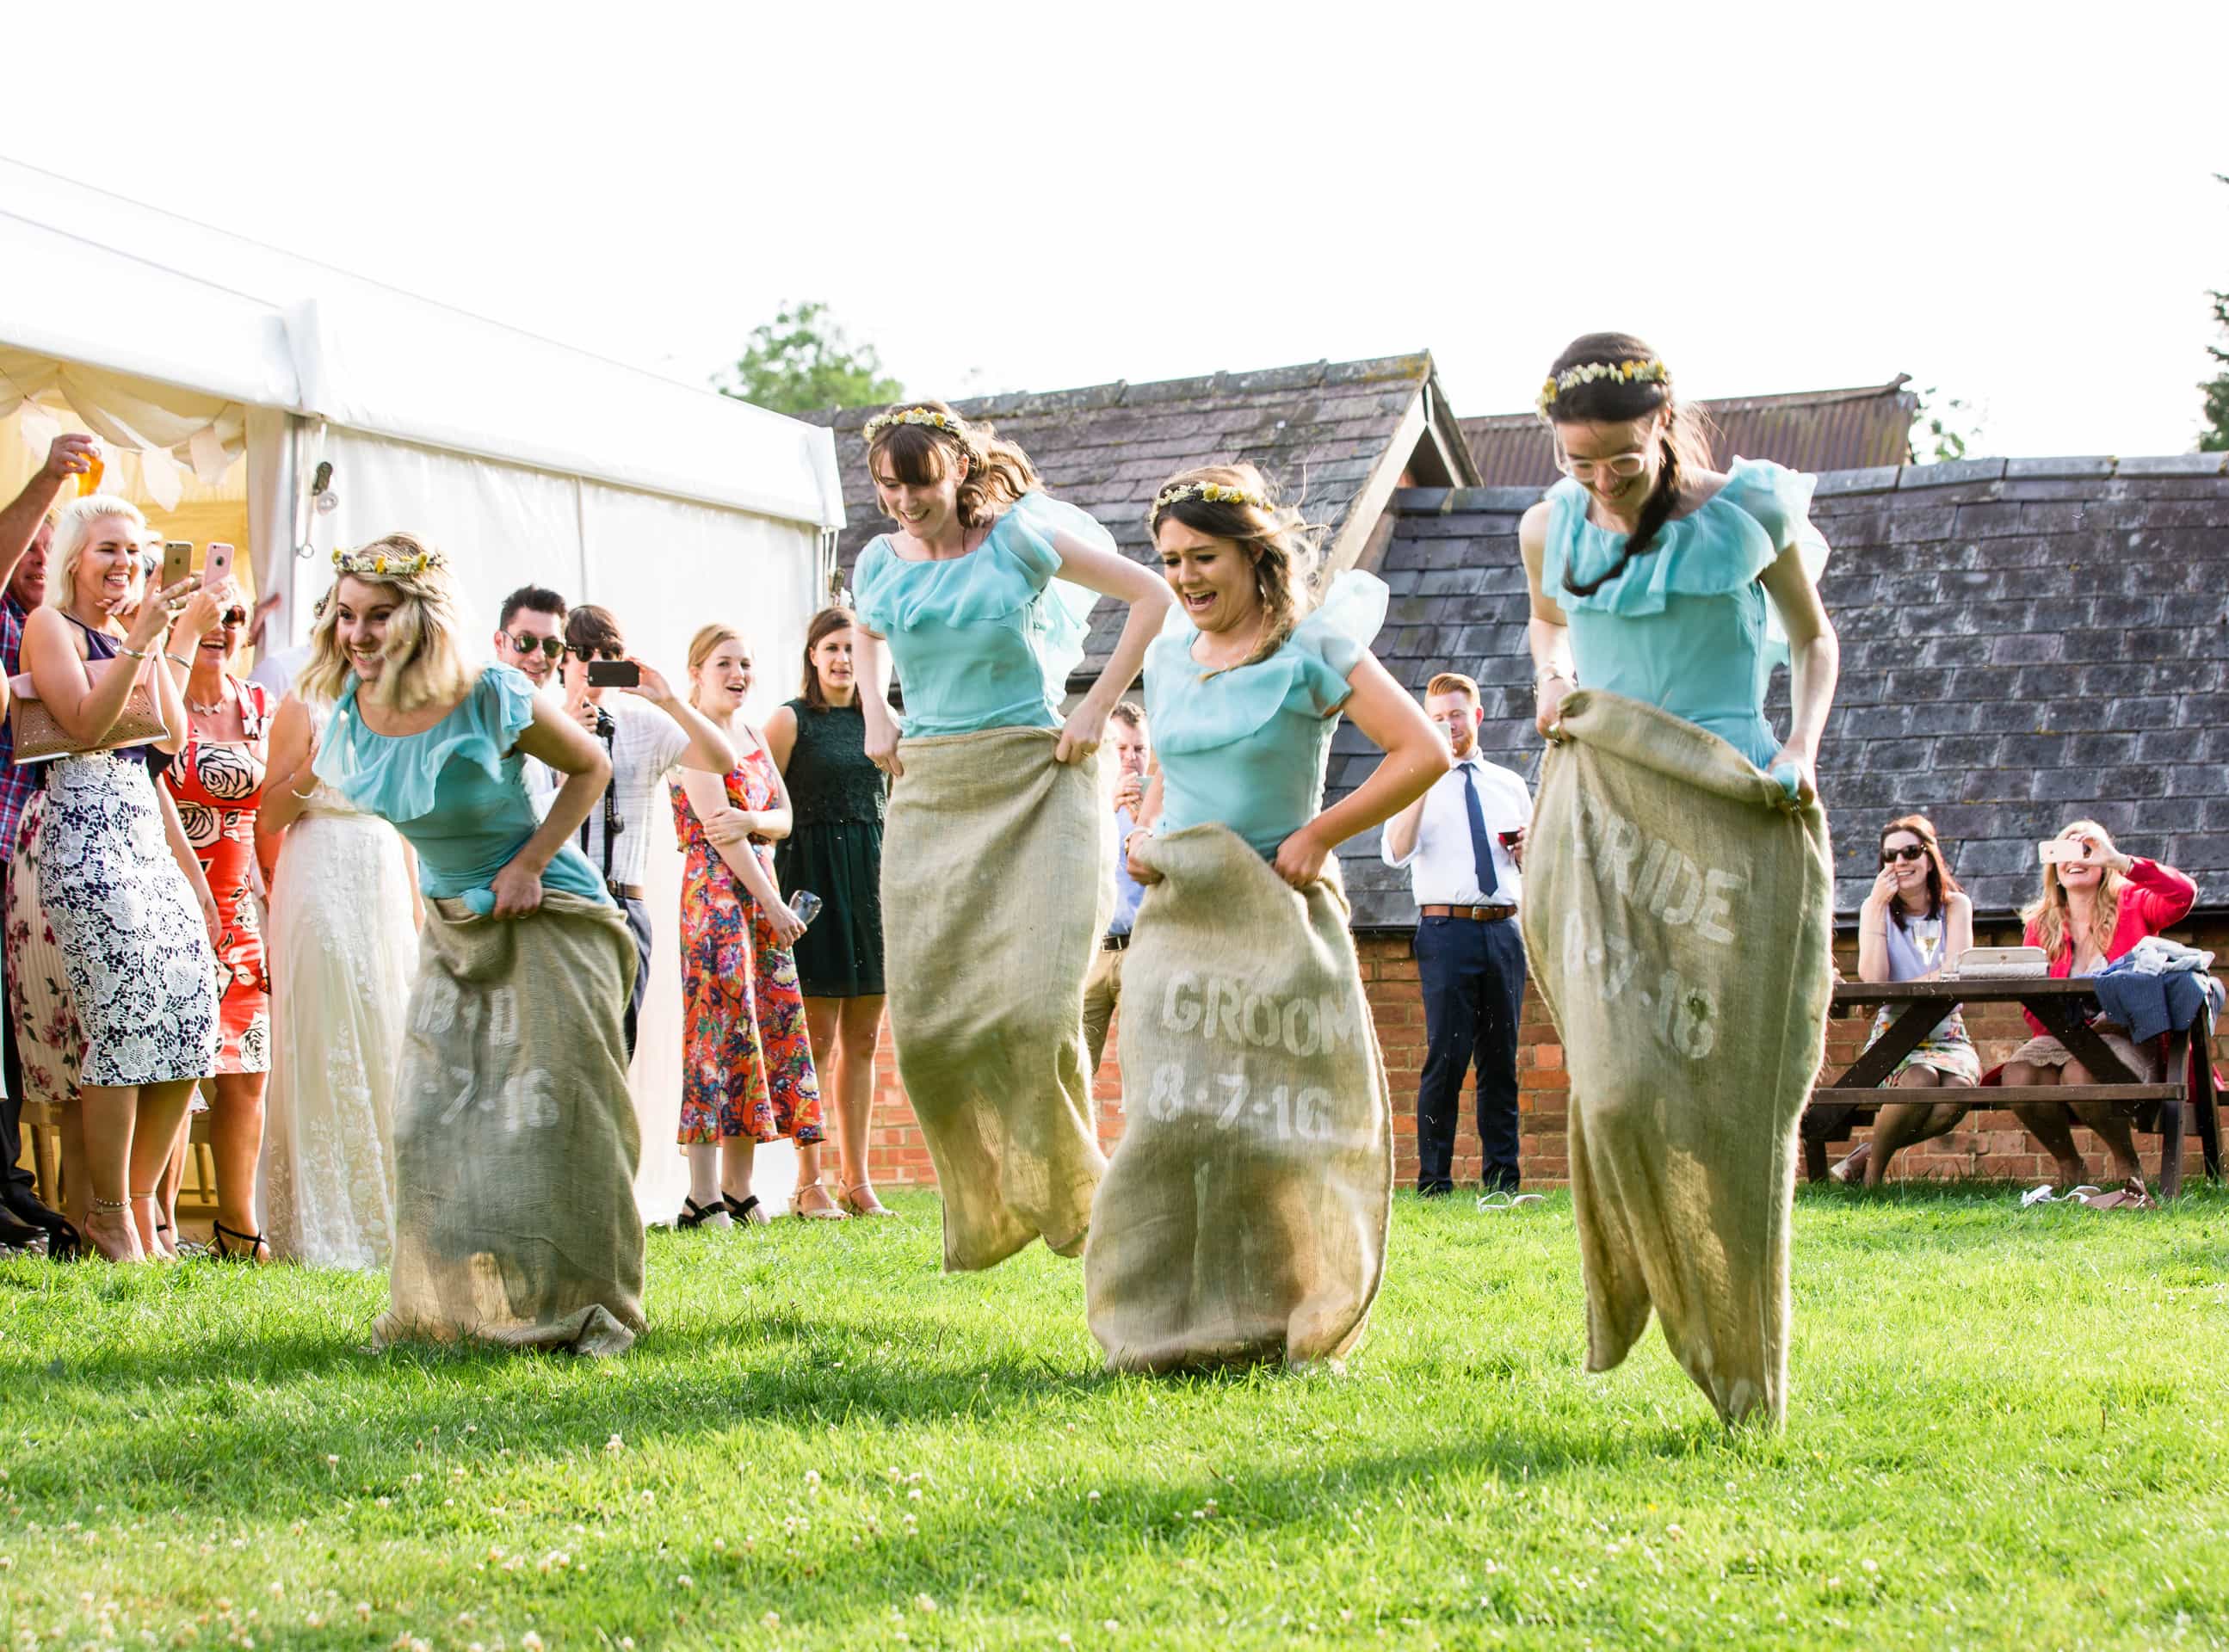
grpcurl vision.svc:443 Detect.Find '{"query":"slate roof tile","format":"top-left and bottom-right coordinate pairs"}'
top-left (1337, 459), bottom-right (2229, 928)
top-left (800, 354), bottom-right (1456, 683)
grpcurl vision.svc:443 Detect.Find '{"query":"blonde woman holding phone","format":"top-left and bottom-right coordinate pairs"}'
top-left (19, 495), bottom-right (224, 1262)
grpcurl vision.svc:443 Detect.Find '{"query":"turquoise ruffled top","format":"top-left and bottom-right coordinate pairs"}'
top-left (1542, 456), bottom-right (1831, 771)
top-left (1145, 570), bottom-right (1387, 860)
top-left (851, 490), bottom-right (1107, 737)
top-left (315, 663), bottom-right (608, 911)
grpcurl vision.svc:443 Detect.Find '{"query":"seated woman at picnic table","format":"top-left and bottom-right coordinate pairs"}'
top-left (1832, 815), bottom-right (1977, 1187)
top-left (2002, 820), bottom-right (2196, 1190)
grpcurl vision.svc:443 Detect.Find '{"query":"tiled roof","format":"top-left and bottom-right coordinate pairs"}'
top-left (1336, 453), bottom-right (2229, 929)
top-left (800, 354), bottom-right (1474, 681)
top-left (1460, 378), bottom-right (1918, 489)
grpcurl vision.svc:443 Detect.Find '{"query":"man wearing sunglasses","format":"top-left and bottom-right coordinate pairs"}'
top-left (494, 584), bottom-right (568, 692)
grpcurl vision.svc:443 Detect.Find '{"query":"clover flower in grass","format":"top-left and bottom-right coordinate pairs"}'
top-left (522, 1635), bottom-right (545, 1652)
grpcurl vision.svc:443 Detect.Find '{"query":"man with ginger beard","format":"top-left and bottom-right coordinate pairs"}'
top-left (0, 434), bottom-right (104, 1252)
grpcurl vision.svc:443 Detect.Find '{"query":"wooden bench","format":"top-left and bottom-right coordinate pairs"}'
top-left (1804, 977), bottom-right (2222, 1199)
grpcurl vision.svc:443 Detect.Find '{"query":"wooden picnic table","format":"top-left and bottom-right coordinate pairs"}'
top-left (1804, 977), bottom-right (2223, 1199)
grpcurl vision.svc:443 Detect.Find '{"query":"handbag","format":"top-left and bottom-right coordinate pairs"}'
top-left (8, 656), bottom-right (170, 764)
top-left (1948, 944), bottom-right (2050, 980)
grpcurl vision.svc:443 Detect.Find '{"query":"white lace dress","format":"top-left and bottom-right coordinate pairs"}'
top-left (258, 701), bottom-right (420, 1268)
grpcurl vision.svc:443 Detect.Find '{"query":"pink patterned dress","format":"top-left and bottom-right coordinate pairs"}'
top-left (670, 742), bottom-right (824, 1145)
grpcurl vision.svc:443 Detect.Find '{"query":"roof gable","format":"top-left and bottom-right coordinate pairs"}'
top-left (805, 354), bottom-right (1473, 677)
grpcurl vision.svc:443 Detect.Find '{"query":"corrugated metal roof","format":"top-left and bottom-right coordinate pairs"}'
top-left (1460, 377), bottom-right (1917, 486)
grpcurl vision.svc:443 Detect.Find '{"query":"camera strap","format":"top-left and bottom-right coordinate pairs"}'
top-left (581, 706), bottom-right (621, 897)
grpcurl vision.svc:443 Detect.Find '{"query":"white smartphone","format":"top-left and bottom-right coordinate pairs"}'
top-left (2039, 839), bottom-right (2086, 866)
top-left (204, 541), bottom-right (235, 585)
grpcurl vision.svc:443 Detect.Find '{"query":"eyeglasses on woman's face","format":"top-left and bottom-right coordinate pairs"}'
top-left (1880, 844), bottom-right (1927, 865)
top-left (1555, 450), bottom-right (1651, 484)
top-left (504, 631), bottom-right (565, 659)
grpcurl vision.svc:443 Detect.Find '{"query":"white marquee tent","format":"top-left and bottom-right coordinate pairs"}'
top-left (0, 157), bottom-right (846, 1224)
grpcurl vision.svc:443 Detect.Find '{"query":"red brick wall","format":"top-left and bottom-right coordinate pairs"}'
top-left (862, 917), bottom-right (2225, 1191)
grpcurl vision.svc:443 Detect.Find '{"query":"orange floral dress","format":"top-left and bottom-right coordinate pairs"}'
top-left (163, 678), bottom-right (272, 1073)
top-left (670, 742), bottom-right (823, 1145)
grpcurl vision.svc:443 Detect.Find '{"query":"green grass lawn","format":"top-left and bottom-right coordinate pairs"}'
top-left (3, 1183), bottom-right (2226, 1650)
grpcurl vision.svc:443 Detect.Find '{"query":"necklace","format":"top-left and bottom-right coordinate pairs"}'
top-left (189, 687), bottom-right (228, 716)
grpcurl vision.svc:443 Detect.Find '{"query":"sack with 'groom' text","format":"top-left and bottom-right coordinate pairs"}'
top-left (1086, 826), bottom-right (1392, 1372)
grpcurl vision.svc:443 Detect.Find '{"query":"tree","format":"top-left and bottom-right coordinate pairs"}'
top-left (2200, 175), bottom-right (2229, 453)
top-left (715, 300), bottom-right (902, 416)
top-left (1906, 385), bottom-right (1979, 465)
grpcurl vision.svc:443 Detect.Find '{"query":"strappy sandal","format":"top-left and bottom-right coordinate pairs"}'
top-left (789, 1184), bottom-right (848, 1222)
top-left (724, 1193), bottom-right (770, 1226)
top-left (836, 1181), bottom-right (898, 1218)
top-left (675, 1197), bottom-right (726, 1230)
top-left (209, 1221), bottom-right (270, 1262)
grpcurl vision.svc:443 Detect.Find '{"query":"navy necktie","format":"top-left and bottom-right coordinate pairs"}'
top-left (1462, 762), bottom-right (1498, 899)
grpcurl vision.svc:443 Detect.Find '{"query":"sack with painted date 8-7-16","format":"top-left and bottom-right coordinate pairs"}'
top-left (1085, 825), bottom-right (1392, 1373)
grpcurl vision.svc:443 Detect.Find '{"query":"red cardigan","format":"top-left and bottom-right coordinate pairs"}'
top-left (2020, 858), bottom-right (2198, 1038)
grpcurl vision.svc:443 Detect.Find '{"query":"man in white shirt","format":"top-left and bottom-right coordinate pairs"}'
top-left (493, 584), bottom-right (569, 819)
top-left (559, 603), bottom-right (736, 1057)
top-left (1380, 671), bottom-right (1532, 1196)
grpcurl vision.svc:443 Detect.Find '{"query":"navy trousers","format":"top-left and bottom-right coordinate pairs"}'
top-left (1412, 914), bottom-right (1526, 1193)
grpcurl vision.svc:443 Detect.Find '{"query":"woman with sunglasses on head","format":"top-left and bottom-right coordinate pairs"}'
top-left (1831, 816), bottom-right (1978, 1187)
top-left (2002, 821), bottom-right (2195, 1193)
top-left (151, 583), bottom-right (281, 1259)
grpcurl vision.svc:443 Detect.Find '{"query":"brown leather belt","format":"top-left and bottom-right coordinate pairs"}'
top-left (1101, 931), bottom-right (1132, 952)
top-left (1420, 903), bottom-right (1516, 922)
top-left (611, 884), bottom-right (647, 903)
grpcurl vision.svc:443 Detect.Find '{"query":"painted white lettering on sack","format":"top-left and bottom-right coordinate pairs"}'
top-left (1142, 1063), bottom-right (1361, 1150)
top-left (1564, 909), bottom-right (1719, 1060)
top-left (1574, 794), bottom-right (1750, 946)
top-left (1161, 971), bottom-right (1361, 1060)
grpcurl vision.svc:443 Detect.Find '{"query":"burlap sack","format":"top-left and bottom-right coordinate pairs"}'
top-left (376, 891), bottom-right (646, 1357)
top-left (1085, 827), bottom-right (1392, 1372)
top-left (1521, 689), bottom-right (1832, 1427)
top-left (882, 726), bottom-right (1110, 1271)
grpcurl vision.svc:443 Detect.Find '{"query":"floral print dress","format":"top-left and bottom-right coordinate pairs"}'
top-left (164, 677), bottom-right (272, 1073)
top-left (670, 740), bottom-right (823, 1145)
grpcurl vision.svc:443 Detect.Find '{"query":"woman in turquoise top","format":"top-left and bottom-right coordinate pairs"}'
top-left (848, 402), bottom-right (1170, 1272)
top-left (850, 399), bottom-right (1170, 768)
top-left (1518, 333), bottom-right (1838, 791)
top-left (1130, 465), bottom-right (1447, 885)
top-left (1514, 335), bottom-right (1840, 1427)
top-left (1085, 465), bottom-right (1445, 1373)
top-left (307, 535), bottom-right (646, 1355)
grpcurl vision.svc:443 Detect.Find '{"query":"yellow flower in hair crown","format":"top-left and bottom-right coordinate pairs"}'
top-left (1534, 357), bottom-right (1671, 417)
top-left (861, 406), bottom-right (964, 443)
top-left (332, 544), bottom-right (445, 578)
top-left (1152, 479), bottom-right (1272, 516)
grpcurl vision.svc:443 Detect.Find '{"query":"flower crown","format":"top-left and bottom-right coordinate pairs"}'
top-left (331, 544), bottom-right (445, 579)
top-left (1535, 358), bottom-right (1670, 418)
top-left (861, 406), bottom-right (966, 445)
top-left (1152, 479), bottom-right (1271, 518)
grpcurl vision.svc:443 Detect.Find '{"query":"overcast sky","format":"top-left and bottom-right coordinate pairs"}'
top-left (8, 2), bottom-right (2224, 457)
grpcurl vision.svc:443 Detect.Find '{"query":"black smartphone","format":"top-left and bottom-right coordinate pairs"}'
top-left (162, 541), bottom-right (194, 589)
top-left (586, 659), bottom-right (640, 688)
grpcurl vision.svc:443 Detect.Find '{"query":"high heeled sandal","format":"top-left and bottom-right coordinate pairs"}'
top-left (836, 1181), bottom-right (898, 1218)
top-left (789, 1185), bottom-right (849, 1222)
top-left (209, 1220), bottom-right (270, 1262)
